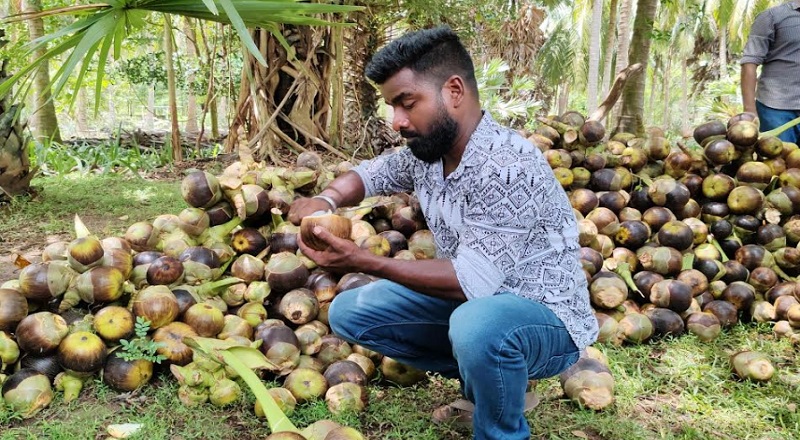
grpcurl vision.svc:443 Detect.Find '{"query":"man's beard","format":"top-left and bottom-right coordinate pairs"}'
top-left (401, 106), bottom-right (460, 163)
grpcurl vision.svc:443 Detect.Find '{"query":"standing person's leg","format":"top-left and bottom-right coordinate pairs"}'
top-left (448, 293), bottom-right (580, 440)
top-left (328, 279), bottom-right (463, 378)
top-left (755, 101), bottom-right (800, 144)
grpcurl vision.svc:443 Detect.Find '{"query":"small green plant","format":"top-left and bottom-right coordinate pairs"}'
top-left (116, 317), bottom-right (167, 364)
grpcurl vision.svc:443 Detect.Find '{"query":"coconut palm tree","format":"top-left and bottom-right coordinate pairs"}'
top-left (601, 0), bottom-right (619, 98)
top-left (654, 0), bottom-right (699, 133)
top-left (22, 0), bottom-right (62, 143)
top-left (536, 17), bottom-right (579, 115)
top-left (610, 0), bottom-right (632, 122)
top-left (586, 0), bottom-right (603, 114)
top-left (698, 0), bottom-right (777, 79)
top-left (616, 0), bottom-right (659, 135)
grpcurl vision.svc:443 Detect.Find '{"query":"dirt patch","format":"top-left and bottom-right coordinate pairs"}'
top-left (0, 213), bottom-right (128, 284)
top-left (0, 153), bottom-right (244, 285)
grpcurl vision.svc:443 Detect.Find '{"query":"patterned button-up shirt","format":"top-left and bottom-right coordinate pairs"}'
top-left (740, 1), bottom-right (800, 110)
top-left (352, 112), bottom-right (598, 350)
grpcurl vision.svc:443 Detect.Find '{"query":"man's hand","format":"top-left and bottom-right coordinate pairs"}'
top-left (287, 171), bottom-right (367, 225)
top-left (287, 197), bottom-right (334, 225)
top-left (297, 225), bottom-right (367, 273)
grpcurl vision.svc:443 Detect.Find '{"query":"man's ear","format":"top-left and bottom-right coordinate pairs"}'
top-left (443, 75), bottom-right (466, 108)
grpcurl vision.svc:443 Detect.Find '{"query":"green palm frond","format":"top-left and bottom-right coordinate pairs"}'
top-left (536, 20), bottom-right (577, 87)
top-left (727, 0), bottom-right (774, 50)
top-left (716, 0), bottom-right (735, 24)
top-left (0, 0), bottom-right (363, 109)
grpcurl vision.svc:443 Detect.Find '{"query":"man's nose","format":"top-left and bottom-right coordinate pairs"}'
top-left (392, 108), bottom-right (409, 132)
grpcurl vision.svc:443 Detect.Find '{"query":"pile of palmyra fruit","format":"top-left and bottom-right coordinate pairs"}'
top-left (3, 105), bottom-right (800, 437)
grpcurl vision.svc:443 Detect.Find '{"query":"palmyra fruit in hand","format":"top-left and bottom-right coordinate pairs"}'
top-left (300, 213), bottom-right (352, 251)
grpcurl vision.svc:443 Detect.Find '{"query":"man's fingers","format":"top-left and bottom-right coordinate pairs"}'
top-left (296, 232), bottom-right (315, 256)
top-left (296, 226), bottom-right (336, 253)
top-left (312, 225), bottom-right (337, 244)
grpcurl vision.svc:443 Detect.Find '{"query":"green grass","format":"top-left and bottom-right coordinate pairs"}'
top-left (0, 174), bottom-right (184, 243)
top-left (2, 326), bottom-right (797, 439)
top-left (2, 173), bottom-right (800, 439)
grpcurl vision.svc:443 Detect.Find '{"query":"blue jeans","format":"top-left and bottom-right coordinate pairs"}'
top-left (756, 100), bottom-right (800, 144)
top-left (328, 279), bottom-right (580, 440)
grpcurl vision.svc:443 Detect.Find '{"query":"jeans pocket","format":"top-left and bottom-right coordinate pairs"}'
top-left (531, 350), bottom-right (580, 379)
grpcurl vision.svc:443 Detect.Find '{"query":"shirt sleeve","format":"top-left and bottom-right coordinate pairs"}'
top-left (351, 148), bottom-right (416, 197)
top-left (740, 10), bottom-right (775, 65)
top-left (453, 156), bottom-right (582, 301)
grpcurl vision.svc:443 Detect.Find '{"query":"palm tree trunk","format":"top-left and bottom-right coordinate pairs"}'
top-left (662, 53), bottom-right (671, 129)
top-left (23, 0), bottom-right (61, 143)
top-left (601, 0), bottom-right (619, 98)
top-left (680, 59), bottom-right (690, 136)
top-left (615, 0), bottom-right (659, 136)
top-left (587, 0), bottom-right (604, 114)
top-left (182, 18), bottom-right (199, 134)
top-left (648, 61), bottom-right (658, 125)
top-left (196, 21), bottom-right (220, 140)
top-left (220, 96), bottom-right (229, 134)
top-left (164, 15), bottom-right (181, 161)
top-left (342, 3), bottom-right (401, 156)
top-left (229, 25), bottom-right (346, 163)
top-left (328, 24), bottom-right (344, 148)
top-left (107, 85), bottom-right (117, 131)
top-left (612, 0), bottom-right (632, 121)
top-left (719, 26), bottom-right (728, 79)
top-left (145, 84), bottom-right (155, 128)
top-left (558, 82), bottom-right (570, 115)
top-left (76, 87), bottom-right (89, 137)
top-left (209, 97), bottom-right (219, 139)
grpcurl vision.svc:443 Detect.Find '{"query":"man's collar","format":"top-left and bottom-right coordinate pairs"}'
top-left (460, 111), bottom-right (497, 168)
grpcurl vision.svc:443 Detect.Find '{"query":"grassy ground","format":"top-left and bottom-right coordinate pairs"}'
top-left (2, 174), bottom-right (799, 440)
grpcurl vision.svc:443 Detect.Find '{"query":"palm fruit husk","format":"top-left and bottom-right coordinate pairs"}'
top-left (703, 300), bottom-right (739, 328)
top-left (153, 322), bottom-right (198, 366)
top-left (103, 349), bottom-right (154, 392)
top-left (131, 285), bottom-right (180, 329)
top-left (1, 369), bottom-right (54, 418)
top-left (0, 288), bottom-right (28, 331)
top-left (265, 252), bottom-right (310, 294)
top-left (379, 356), bottom-right (425, 387)
top-left (283, 367), bottom-right (328, 403)
top-left (0, 331), bottom-right (20, 370)
top-left (15, 312), bottom-right (70, 355)
top-left (616, 312), bottom-right (653, 344)
top-left (256, 324), bottom-right (301, 376)
top-left (279, 288), bottom-right (320, 326)
top-left (649, 279), bottom-right (692, 313)
top-left (18, 261), bottom-right (76, 302)
top-left (731, 351), bottom-right (774, 382)
top-left (325, 382), bottom-right (368, 415)
top-left (589, 271), bottom-right (627, 310)
top-left (558, 357), bottom-right (615, 410)
top-left (182, 171), bottom-right (223, 208)
top-left (300, 213), bottom-right (352, 252)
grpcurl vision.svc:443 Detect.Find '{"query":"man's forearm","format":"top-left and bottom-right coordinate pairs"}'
top-left (741, 63), bottom-right (758, 113)
top-left (356, 253), bottom-right (467, 302)
top-left (318, 171), bottom-right (367, 209)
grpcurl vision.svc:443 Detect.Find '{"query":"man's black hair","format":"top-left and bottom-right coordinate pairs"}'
top-left (365, 26), bottom-right (478, 94)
